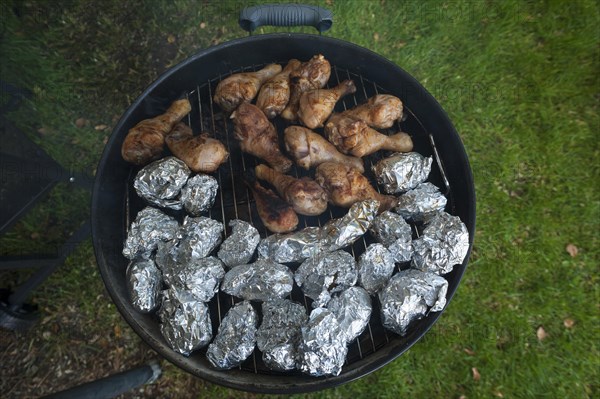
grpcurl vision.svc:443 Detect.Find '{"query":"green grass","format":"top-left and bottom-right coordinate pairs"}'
top-left (1, 0), bottom-right (598, 397)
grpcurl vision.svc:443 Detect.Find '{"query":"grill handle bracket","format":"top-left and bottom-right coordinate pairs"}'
top-left (239, 4), bottom-right (333, 34)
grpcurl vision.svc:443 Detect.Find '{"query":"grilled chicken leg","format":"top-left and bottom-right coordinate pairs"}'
top-left (256, 59), bottom-right (301, 119)
top-left (249, 180), bottom-right (299, 233)
top-left (121, 99), bottom-right (191, 165)
top-left (340, 94), bottom-right (403, 129)
top-left (315, 162), bottom-right (397, 212)
top-left (231, 103), bottom-right (293, 172)
top-left (165, 123), bottom-right (229, 173)
top-left (283, 126), bottom-right (364, 172)
top-left (325, 114), bottom-right (413, 158)
top-left (214, 64), bottom-right (282, 113)
top-left (281, 54), bottom-right (331, 122)
top-left (255, 164), bottom-right (328, 216)
top-left (298, 80), bottom-right (357, 129)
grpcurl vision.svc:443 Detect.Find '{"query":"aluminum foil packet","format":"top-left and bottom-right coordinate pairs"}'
top-left (206, 301), bottom-right (258, 370)
top-left (180, 174), bottom-right (218, 216)
top-left (161, 256), bottom-right (225, 302)
top-left (295, 250), bottom-right (358, 308)
top-left (299, 308), bottom-right (348, 377)
top-left (256, 299), bottom-right (307, 371)
top-left (177, 216), bottom-right (223, 262)
top-left (357, 243), bottom-right (395, 295)
top-left (379, 269), bottom-right (448, 336)
top-left (134, 156), bottom-right (190, 210)
top-left (370, 211), bottom-right (413, 263)
top-left (323, 200), bottom-right (379, 251)
top-left (372, 152), bottom-right (432, 194)
top-left (327, 286), bottom-right (372, 344)
top-left (126, 258), bottom-right (162, 313)
top-left (412, 211), bottom-right (469, 275)
top-left (394, 182), bottom-right (447, 222)
top-left (257, 227), bottom-right (323, 264)
top-left (220, 259), bottom-right (294, 301)
top-left (158, 286), bottom-right (212, 356)
top-left (218, 220), bottom-right (260, 268)
top-left (123, 207), bottom-right (180, 260)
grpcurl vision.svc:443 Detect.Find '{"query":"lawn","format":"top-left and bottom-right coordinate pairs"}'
top-left (0, 0), bottom-right (598, 398)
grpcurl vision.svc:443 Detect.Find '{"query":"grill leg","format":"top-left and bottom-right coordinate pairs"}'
top-left (40, 361), bottom-right (162, 399)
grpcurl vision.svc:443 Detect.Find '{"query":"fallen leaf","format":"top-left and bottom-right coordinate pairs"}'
top-left (494, 391), bottom-right (504, 398)
top-left (563, 318), bottom-right (575, 328)
top-left (537, 326), bottom-right (548, 341)
top-left (566, 243), bottom-right (578, 257)
top-left (167, 34), bottom-right (176, 44)
top-left (472, 367), bottom-right (480, 381)
top-left (103, 136), bottom-right (109, 145)
top-left (42, 331), bottom-right (51, 339)
top-left (114, 324), bottom-right (121, 338)
top-left (459, 396), bottom-right (467, 399)
top-left (464, 348), bottom-right (475, 356)
top-left (30, 232), bottom-right (40, 240)
top-left (37, 127), bottom-right (48, 135)
top-left (75, 117), bottom-right (88, 128)
top-left (200, 22), bottom-right (206, 29)
top-left (94, 124), bottom-right (108, 131)
top-left (374, 32), bottom-right (380, 42)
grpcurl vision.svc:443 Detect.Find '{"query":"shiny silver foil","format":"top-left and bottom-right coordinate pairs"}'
top-left (126, 258), bottom-right (162, 313)
top-left (158, 286), bottom-right (212, 356)
top-left (299, 308), bottom-right (348, 377)
top-left (218, 220), bottom-right (260, 268)
top-left (370, 211), bottom-right (413, 264)
top-left (357, 244), bottom-right (395, 295)
top-left (394, 182), bottom-right (447, 222)
top-left (372, 152), bottom-right (432, 194)
top-left (295, 250), bottom-right (358, 308)
top-left (220, 259), bottom-right (294, 301)
top-left (162, 256), bottom-right (225, 302)
top-left (327, 287), bottom-right (372, 344)
top-left (177, 216), bottom-right (223, 262)
top-left (206, 301), bottom-right (258, 370)
top-left (412, 211), bottom-right (470, 275)
top-left (122, 207), bottom-right (180, 260)
top-left (256, 299), bottom-right (307, 371)
top-left (379, 269), bottom-right (448, 336)
top-left (133, 156), bottom-right (191, 210)
top-left (257, 200), bottom-right (378, 264)
top-left (180, 174), bottom-right (218, 216)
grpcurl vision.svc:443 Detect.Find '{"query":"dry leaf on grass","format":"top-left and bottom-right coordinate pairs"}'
top-left (374, 32), bottom-right (380, 42)
top-left (566, 243), bottom-right (578, 257)
top-left (536, 326), bottom-right (548, 341)
top-left (37, 127), bottom-right (48, 135)
top-left (75, 117), bottom-right (88, 128)
top-left (94, 124), bottom-right (108, 131)
top-left (563, 318), bottom-right (575, 328)
top-left (472, 367), bottom-right (481, 381)
top-left (167, 34), bottom-right (176, 44)
top-left (200, 22), bottom-right (206, 29)
top-left (463, 348), bottom-right (476, 356)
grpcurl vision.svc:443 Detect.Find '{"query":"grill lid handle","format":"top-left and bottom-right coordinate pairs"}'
top-left (239, 4), bottom-right (333, 33)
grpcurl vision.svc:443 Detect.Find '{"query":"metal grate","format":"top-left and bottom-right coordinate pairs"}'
top-left (125, 62), bottom-right (452, 375)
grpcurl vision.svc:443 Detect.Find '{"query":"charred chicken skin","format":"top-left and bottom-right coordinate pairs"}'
top-left (339, 94), bottom-right (403, 129)
top-left (121, 99), bottom-right (191, 165)
top-left (214, 63), bottom-right (282, 113)
top-left (281, 54), bottom-right (331, 122)
top-left (231, 103), bottom-right (293, 172)
top-left (164, 123), bottom-right (229, 173)
top-left (315, 162), bottom-right (397, 212)
top-left (325, 114), bottom-right (413, 157)
top-left (255, 164), bottom-right (328, 216)
top-left (249, 180), bottom-right (299, 233)
top-left (256, 59), bottom-right (301, 119)
top-left (297, 80), bottom-right (357, 129)
top-left (283, 126), bottom-right (364, 172)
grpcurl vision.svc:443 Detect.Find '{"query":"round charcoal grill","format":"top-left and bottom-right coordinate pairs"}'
top-left (92, 5), bottom-right (475, 394)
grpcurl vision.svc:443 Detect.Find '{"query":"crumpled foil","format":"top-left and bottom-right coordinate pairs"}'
top-left (378, 269), bottom-right (448, 336)
top-left (299, 307), bottom-right (348, 377)
top-left (158, 286), bottom-right (212, 356)
top-left (177, 216), bottom-right (223, 262)
top-left (220, 259), bottom-right (294, 301)
top-left (295, 250), bottom-right (358, 308)
top-left (412, 211), bottom-right (470, 275)
top-left (327, 286), bottom-right (372, 344)
top-left (206, 301), bottom-right (258, 370)
top-left (394, 182), bottom-right (447, 222)
top-left (134, 156), bottom-right (190, 210)
top-left (123, 207), bottom-right (180, 260)
top-left (257, 200), bottom-right (378, 264)
top-left (370, 211), bottom-right (413, 263)
top-left (372, 152), bottom-right (432, 194)
top-left (126, 258), bottom-right (162, 313)
top-left (256, 299), bottom-right (307, 371)
top-left (180, 174), bottom-right (218, 216)
top-left (357, 243), bottom-right (395, 295)
top-left (161, 256), bottom-right (225, 302)
top-left (218, 220), bottom-right (260, 268)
